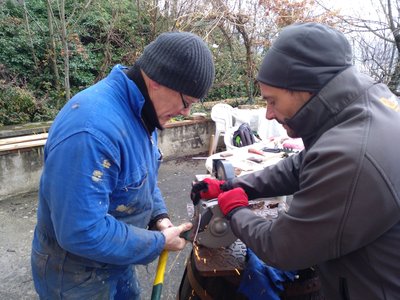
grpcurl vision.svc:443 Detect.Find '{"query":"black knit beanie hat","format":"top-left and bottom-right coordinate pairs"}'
top-left (137, 31), bottom-right (215, 99)
top-left (257, 22), bottom-right (353, 92)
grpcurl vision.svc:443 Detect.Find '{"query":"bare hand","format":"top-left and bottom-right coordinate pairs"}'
top-left (162, 222), bottom-right (193, 251)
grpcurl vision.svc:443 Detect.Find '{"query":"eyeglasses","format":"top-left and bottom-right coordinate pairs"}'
top-left (180, 93), bottom-right (204, 110)
top-left (180, 93), bottom-right (189, 109)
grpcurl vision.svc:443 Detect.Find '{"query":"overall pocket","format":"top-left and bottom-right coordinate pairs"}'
top-left (110, 166), bottom-right (152, 222)
top-left (31, 247), bottom-right (49, 296)
top-left (61, 266), bottom-right (110, 299)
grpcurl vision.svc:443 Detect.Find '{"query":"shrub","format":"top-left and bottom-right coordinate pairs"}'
top-left (0, 81), bottom-right (56, 126)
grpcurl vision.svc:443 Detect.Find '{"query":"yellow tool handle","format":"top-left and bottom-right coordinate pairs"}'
top-left (151, 250), bottom-right (169, 300)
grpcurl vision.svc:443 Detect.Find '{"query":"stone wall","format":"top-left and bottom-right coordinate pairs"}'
top-left (159, 119), bottom-right (213, 159)
top-left (0, 147), bottom-right (44, 200)
top-left (0, 119), bottom-right (219, 200)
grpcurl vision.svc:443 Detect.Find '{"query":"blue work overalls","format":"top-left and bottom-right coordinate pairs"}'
top-left (31, 65), bottom-right (167, 299)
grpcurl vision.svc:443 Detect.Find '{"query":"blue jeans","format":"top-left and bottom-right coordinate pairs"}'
top-left (31, 231), bottom-right (140, 299)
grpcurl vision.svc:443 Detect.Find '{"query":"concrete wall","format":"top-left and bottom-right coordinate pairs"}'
top-left (0, 119), bottom-right (217, 200)
top-left (159, 119), bottom-right (214, 159)
top-left (0, 148), bottom-right (44, 200)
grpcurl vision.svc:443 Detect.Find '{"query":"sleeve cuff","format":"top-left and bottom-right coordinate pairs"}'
top-left (226, 206), bottom-right (248, 220)
top-left (148, 213), bottom-right (170, 230)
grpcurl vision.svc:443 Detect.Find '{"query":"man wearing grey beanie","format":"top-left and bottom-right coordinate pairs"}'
top-left (31, 31), bottom-right (214, 299)
top-left (194, 23), bottom-right (400, 298)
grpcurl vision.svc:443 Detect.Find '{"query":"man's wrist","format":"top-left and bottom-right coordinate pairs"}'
top-left (156, 218), bottom-right (168, 224)
top-left (148, 213), bottom-right (170, 230)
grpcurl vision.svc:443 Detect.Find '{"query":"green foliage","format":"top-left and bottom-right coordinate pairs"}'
top-left (0, 6), bottom-right (36, 79)
top-left (3, 0), bottom-right (23, 18)
top-left (205, 30), bottom-right (255, 102)
top-left (0, 81), bottom-right (56, 126)
top-left (0, 0), bottom-right (256, 126)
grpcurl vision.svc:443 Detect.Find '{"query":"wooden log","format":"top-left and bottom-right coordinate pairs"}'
top-left (0, 139), bottom-right (47, 152)
top-left (0, 133), bottom-right (48, 146)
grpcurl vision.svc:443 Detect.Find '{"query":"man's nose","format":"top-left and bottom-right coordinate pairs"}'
top-left (180, 107), bottom-right (191, 116)
top-left (266, 106), bottom-right (275, 120)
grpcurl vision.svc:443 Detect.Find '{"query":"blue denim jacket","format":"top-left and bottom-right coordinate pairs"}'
top-left (32, 65), bottom-right (166, 298)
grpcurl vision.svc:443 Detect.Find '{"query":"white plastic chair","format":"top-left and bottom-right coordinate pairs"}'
top-left (221, 108), bottom-right (254, 152)
top-left (210, 103), bottom-right (235, 154)
top-left (231, 108), bottom-right (253, 128)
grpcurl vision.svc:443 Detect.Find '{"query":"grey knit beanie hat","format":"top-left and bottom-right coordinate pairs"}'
top-left (137, 31), bottom-right (215, 99)
top-left (257, 23), bottom-right (353, 92)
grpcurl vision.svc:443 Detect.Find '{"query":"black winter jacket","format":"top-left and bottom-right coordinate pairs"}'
top-left (232, 67), bottom-right (400, 299)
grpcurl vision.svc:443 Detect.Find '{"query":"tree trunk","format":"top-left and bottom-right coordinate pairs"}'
top-left (212, 0), bottom-right (256, 102)
top-left (136, 0), bottom-right (142, 32)
top-left (388, 58), bottom-right (400, 94)
top-left (46, 0), bottom-right (60, 92)
top-left (95, 2), bottom-right (117, 81)
top-left (22, 0), bottom-right (39, 73)
top-left (59, 0), bottom-right (71, 101)
top-left (151, 0), bottom-right (159, 40)
top-left (235, 20), bottom-right (254, 102)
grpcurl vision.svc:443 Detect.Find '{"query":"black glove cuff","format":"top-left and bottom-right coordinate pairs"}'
top-left (190, 181), bottom-right (209, 205)
top-left (220, 180), bottom-right (234, 192)
top-left (148, 213), bottom-right (170, 230)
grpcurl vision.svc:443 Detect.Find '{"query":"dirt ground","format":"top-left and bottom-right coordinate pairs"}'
top-left (0, 158), bottom-right (208, 300)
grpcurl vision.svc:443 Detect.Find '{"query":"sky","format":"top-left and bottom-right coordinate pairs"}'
top-left (321, 0), bottom-right (379, 19)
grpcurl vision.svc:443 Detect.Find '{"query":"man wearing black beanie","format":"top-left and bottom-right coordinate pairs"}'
top-left (193, 23), bottom-right (400, 299)
top-left (31, 32), bottom-right (214, 299)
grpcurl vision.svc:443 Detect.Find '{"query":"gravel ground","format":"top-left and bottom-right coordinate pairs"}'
top-left (0, 158), bottom-right (207, 300)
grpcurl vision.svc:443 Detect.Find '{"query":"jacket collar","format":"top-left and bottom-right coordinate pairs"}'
top-left (286, 67), bottom-right (375, 149)
top-left (125, 64), bottom-right (162, 133)
top-left (106, 64), bottom-right (145, 118)
top-left (106, 64), bottom-right (161, 133)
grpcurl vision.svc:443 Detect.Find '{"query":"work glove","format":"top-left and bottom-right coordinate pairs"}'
top-left (190, 178), bottom-right (228, 205)
top-left (217, 187), bottom-right (248, 217)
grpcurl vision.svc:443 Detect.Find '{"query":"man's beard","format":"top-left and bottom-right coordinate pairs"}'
top-left (278, 118), bottom-right (298, 138)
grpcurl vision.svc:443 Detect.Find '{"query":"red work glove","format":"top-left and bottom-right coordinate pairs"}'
top-left (218, 187), bottom-right (248, 216)
top-left (190, 178), bottom-right (225, 205)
